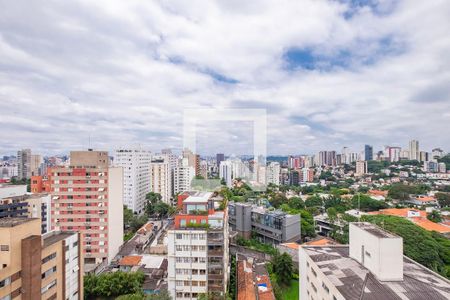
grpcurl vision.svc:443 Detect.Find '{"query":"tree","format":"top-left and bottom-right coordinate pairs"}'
top-left (84, 271), bottom-right (145, 298)
top-left (116, 290), bottom-right (172, 300)
top-left (272, 252), bottom-right (294, 286)
top-left (269, 193), bottom-right (287, 208)
top-left (427, 210), bottom-right (443, 223)
top-left (327, 207), bottom-right (338, 223)
top-left (124, 206), bottom-right (134, 228)
top-left (436, 192), bottom-right (450, 207)
top-left (287, 197), bottom-right (305, 210)
top-left (351, 195), bottom-right (387, 212)
top-left (305, 195), bottom-right (323, 208)
top-left (153, 201), bottom-right (170, 218)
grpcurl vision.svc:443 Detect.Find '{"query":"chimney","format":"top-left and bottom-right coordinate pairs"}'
top-left (349, 222), bottom-right (403, 281)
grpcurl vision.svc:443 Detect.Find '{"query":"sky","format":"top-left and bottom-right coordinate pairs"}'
top-left (0, 0), bottom-right (449, 156)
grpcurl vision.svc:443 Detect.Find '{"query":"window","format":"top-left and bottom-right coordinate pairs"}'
top-left (311, 267), bottom-right (317, 277)
top-left (322, 282), bottom-right (329, 293)
top-left (41, 280), bottom-right (57, 294)
top-left (311, 282), bottom-right (317, 293)
top-left (0, 277), bottom-right (11, 288)
top-left (42, 253), bottom-right (57, 264)
top-left (42, 266), bottom-right (57, 279)
top-left (0, 245), bottom-right (9, 251)
top-left (176, 233), bottom-right (182, 239)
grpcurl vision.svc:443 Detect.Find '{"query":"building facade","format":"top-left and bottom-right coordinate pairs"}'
top-left (114, 148), bottom-right (152, 214)
top-left (168, 192), bottom-right (229, 300)
top-left (0, 218), bottom-right (83, 300)
top-left (228, 202), bottom-right (300, 244)
top-left (299, 222), bottom-right (450, 300)
top-left (150, 155), bottom-right (172, 204)
top-left (17, 149), bottom-right (31, 180)
top-left (32, 150), bottom-right (123, 268)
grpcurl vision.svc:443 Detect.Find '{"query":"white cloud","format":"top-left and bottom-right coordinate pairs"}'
top-left (0, 0), bottom-right (449, 156)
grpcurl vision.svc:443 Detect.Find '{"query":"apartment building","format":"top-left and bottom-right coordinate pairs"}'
top-left (168, 192), bottom-right (229, 300)
top-left (32, 150), bottom-right (123, 269)
top-left (150, 156), bottom-right (172, 204)
top-left (17, 149), bottom-right (31, 180)
top-left (355, 160), bottom-right (368, 176)
top-left (0, 218), bottom-right (83, 300)
top-left (228, 202), bottom-right (300, 244)
top-left (299, 222), bottom-right (450, 300)
top-left (0, 185), bottom-right (51, 234)
top-left (266, 162), bottom-right (280, 186)
top-left (173, 160), bottom-right (195, 195)
top-left (114, 148), bottom-right (152, 214)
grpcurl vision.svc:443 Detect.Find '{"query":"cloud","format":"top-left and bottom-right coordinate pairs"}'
top-left (0, 0), bottom-right (449, 156)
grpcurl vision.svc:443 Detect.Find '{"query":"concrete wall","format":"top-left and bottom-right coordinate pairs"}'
top-left (107, 167), bottom-right (124, 263)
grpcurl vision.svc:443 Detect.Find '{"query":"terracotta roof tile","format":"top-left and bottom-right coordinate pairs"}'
top-left (119, 255), bottom-right (142, 266)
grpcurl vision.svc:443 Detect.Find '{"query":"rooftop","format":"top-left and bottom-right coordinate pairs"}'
top-left (353, 222), bottom-right (398, 238)
top-left (302, 246), bottom-right (450, 300)
top-left (0, 217), bottom-right (36, 228)
top-left (43, 231), bottom-right (76, 248)
top-left (183, 191), bottom-right (213, 203)
top-left (119, 255), bottom-right (143, 266)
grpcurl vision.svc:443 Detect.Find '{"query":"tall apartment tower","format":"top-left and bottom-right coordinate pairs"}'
top-left (355, 161), bottom-right (368, 176)
top-left (0, 218), bottom-right (83, 300)
top-left (409, 140), bottom-right (420, 161)
top-left (150, 155), bottom-right (172, 204)
top-left (364, 145), bottom-right (373, 161)
top-left (17, 149), bottom-right (31, 180)
top-left (266, 162), bottom-right (281, 186)
top-left (46, 150), bottom-right (123, 268)
top-left (30, 154), bottom-right (43, 176)
top-left (114, 148), bottom-right (151, 214)
top-left (173, 158), bottom-right (195, 195)
top-left (216, 153), bottom-right (224, 168)
top-left (168, 192), bottom-right (229, 300)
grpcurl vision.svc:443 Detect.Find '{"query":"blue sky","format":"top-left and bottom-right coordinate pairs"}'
top-left (0, 0), bottom-right (449, 156)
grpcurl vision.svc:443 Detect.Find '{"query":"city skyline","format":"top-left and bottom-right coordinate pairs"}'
top-left (1, 1), bottom-right (450, 155)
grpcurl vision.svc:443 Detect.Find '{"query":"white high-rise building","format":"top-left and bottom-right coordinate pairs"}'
top-left (219, 160), bottom-right (233, 187)
top-left (150, 155), bottom-right (172, 204)
top-left (266, 162), bottom-right (280, 186)
top-left (174, 158), bottom-right (195, 194)
top-left (409, 140), bottom-right (420, 161)
top-left (114, 148), bottom-right (152, 214)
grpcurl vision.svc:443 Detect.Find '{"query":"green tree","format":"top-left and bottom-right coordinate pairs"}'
top-left (84, 271), bottom-right (145, 298)
top-left (124, 206), bottom-right (134, 228)
top-left (427, 210), bottom-right (443, 223)
top-left (436, 192), bottom-right (450, 207)
top-left (305, 195), bottom-right (323, 208)
top-left (287, 197), bottom-right (305, 210)
top-left (269, 193), bottom-right (287, 208)
top-left (272, 252), bottom-right (294, 286)
top-left (351, 194), bottom-right (387, 212)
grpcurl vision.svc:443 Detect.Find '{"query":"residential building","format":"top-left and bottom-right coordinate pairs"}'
top-left (17, 149), bottom-right (31, 180)
top-left (216, 153), bottom-right (224, 168)
top-left (409, 139), bottom-right (420, 160)
top-left (301, 168), bottom-right (314, 183)
top-left (385, 146), bottom-right (401, 162)
top-left (167, 191), bottom-right (229, 300)
top-left (0, 217), bottom-right (83, 300)
top-left (0, 185), bottom-right (51, 234)
top-left (30, 154), bottom-right (43, 176)
top-left (34, 150), bottom-right (123, 269)
top-left (355, 161), bottom-right (368, 176)
top-left (150, 155), bottom-right (172, 204)
top-left (228, 202), bottom-right (300, 244)
top-left (219, 160), bottom-right (233, 187)
top-left (438, 162), bottom-right (447, 173)
top-left (432, 148), bottom-right (445, 159)
top-left (299, 222), bottom-right (450, 300)
top-left (266, 162), bottom-right (280, 186)
top-left (364, 145), bottom-right (373, 161)
top-left (420, 151), bottom-right (429, 162)
top-left (114, 148), bottom-right (152, 214)
top-left (173, 159), bottom-right (195, 195)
